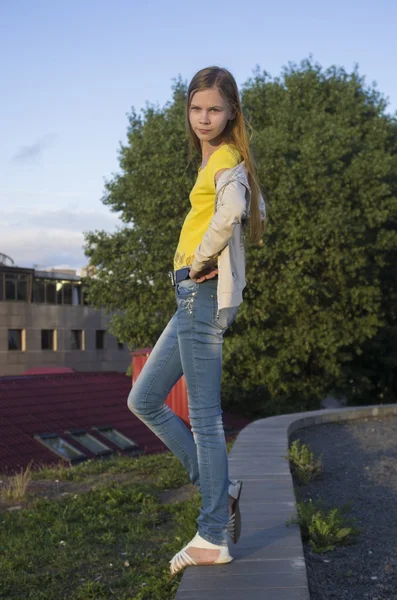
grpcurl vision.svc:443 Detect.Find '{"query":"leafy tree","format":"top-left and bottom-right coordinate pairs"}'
top-left (224, 58), bottom-right (397, 415)
top-left (84, 58), bottom-right (397, 417)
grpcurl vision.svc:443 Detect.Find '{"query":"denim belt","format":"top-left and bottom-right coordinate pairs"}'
top-left (168, 267), bottom-right (218, 286)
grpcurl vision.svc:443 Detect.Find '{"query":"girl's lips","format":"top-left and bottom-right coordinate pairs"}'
top-left (199, 129), bottom-right (211, 133)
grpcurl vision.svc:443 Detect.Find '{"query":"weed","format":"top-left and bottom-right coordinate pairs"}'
top-left (284, 439), bottom-right (323, 484)
top-left (287, 497), bottom-right (361, 553)
top-left (0, 459), bottom-right (33, 502)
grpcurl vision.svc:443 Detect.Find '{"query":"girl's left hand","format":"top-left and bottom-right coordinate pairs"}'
top-left (189, 267), bottom-right (219, 283)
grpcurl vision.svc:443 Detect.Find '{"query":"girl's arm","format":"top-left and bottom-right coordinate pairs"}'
top-left (190, 179), bottom-right (247, 274)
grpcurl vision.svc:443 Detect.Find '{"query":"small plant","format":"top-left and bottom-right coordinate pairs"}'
top-left (284, 439), bottom-right (323, 484)
top-left (287, 497), bottom-right (361, 553)
top-left (0, 460), bottom-right (33, 502)
top-left (286, 496), bottom-right (322, 533)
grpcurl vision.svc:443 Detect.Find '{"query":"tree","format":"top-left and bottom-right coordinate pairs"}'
top-left (84, 58), bottom-right (397, 417)
top-left (223, 58), bottom-right (397, 415)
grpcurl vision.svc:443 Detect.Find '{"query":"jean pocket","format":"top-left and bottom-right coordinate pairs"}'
top-left (211, 294), bottom-right (239, 330)
top-left (176, 279), bottom-right (199, 296)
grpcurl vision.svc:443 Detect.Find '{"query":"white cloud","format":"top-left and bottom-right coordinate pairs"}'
top-left (0, 207), bottom-right (120, 232)
top-left (0, 207), bottom-right (122, 270)
top-left (1, 229), bottom-right (87, 270)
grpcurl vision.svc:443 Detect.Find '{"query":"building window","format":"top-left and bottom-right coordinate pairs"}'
top-left (93, 426), bottom-right (139, 450)
top-left (34, 434), bottom-right (86, 463)
top-left (5, 273), bottom-right (28, 301)
top-left (42, 329), bottom-right (56, 350)
top-left (73, 285), bottom-right (82, 305)
top-left (32, 279), bottom-right (45, 303)
top-left (53, 281), bottom-right (82, 305)
top-left (66, 430), bottom-right (112, 456)
top-left (32, 279), bottom-right (74, 304)
top-left (96, 330), bottom-right (105, 350)
top-left (71, 329), bottom-right (83, 350)
top-left (117, 341), bottom-right (124, 350)
top-left (63, 283), bottom-right (73, 305)
top-left (56, 282), bottom-right (63, 304)
top-left (46, 281), bottom-right (56, 303)
top-left (8, 329), bottom-right (24, 351)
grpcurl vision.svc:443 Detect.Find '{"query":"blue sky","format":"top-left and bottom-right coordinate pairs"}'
top-left (1, 0), bottom-right (396, 273)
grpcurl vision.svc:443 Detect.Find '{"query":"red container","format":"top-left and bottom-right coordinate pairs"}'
top-left (131, 348), bottom-right (191, 428)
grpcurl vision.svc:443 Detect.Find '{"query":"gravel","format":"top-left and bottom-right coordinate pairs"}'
top-left (289, 415), bottom-right (397, 600)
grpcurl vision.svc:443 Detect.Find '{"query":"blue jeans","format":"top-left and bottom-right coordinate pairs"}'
top-left (127, 277), bottom-right (239, 546)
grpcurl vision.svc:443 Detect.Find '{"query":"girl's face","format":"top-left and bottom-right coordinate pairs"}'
top-left (189, 87), bottom-right (235, 144)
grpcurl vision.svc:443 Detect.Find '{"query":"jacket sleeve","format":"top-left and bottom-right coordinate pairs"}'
top-left (191, 179), bottom-right (247, 272)
top-left (245, 190), bottom-right (266, 222)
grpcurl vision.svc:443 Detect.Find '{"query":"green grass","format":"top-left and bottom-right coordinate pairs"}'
top-left (0, 437), bottom-right (237, 600)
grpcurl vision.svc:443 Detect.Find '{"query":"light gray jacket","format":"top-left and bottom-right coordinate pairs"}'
top-left (191, 161), bottom-right (266, 310)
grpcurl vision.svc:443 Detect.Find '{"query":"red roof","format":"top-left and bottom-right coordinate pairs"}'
top-left (0, 372), bottom-right (251, 476)
top-left (21, 367), bottom-right (76, 375)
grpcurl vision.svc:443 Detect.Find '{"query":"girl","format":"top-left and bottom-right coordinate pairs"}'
top-left (127, 65), bottom-right (266, 579)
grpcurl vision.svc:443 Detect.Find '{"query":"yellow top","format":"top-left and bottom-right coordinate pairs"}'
top-left (173, 143), bottom-right (241, 270)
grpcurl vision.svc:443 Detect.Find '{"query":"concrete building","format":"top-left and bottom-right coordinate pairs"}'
top-left (0, 253), bottom-right (131, 376)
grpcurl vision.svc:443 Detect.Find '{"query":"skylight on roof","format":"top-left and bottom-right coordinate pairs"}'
top-left (34, 434), bottom-right (86, 462)
top-left (93, 426), bottom-right (139, 450)
top-left (67, 430), bottom-right (112, 456)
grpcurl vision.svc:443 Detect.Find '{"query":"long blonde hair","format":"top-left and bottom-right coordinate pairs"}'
top-left (185, 66), bottom-right (266, 245)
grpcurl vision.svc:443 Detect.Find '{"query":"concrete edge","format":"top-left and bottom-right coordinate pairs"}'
top-left (285, 403), bottom-right (397, 437)
top-left (175, 403), bottom-right (397, 599)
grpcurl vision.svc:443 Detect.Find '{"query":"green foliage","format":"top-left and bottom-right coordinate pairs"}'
top-left (0, 483), bottom-right (179, 598)
top-left (0, 438), bottom-right (239, 599)
top-left (0, 443), bottom-right (223, 599)
top-left (30, 450), bottom-right (188, 484)
top-left (284, 439), bottom-right (323, 484)
top-left (287, 497), bottom-right (361, 553)
top-left (83, 58), bottom-right (397, 417)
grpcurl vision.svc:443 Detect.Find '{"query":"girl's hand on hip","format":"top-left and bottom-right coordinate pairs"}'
top-left (189, 267), bottom-right (219, 283)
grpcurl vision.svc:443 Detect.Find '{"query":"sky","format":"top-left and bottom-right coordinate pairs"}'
top-left (1, 0), bottom-right (396, 273)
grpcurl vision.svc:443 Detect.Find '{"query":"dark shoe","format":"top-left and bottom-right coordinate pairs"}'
top-left (227, 480), bottom-right (243, 544)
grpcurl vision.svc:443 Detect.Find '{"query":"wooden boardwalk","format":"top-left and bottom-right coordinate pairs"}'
top-left (174, 404), bottom-right (397, 600)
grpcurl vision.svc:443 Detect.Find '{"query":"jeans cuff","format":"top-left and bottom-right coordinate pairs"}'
top-left (198, 531), bottom-right (228, 547)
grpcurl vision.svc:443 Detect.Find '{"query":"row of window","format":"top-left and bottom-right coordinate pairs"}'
top-left (0, 272), bottom-right (89, 305)
top-left (8, 329), bottom-right (124, 351)
top-left (34, 427), bottom-right (140, 464)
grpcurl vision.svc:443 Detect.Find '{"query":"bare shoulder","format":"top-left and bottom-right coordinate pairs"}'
top-left (214, 168), bottom-right (229, 185)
